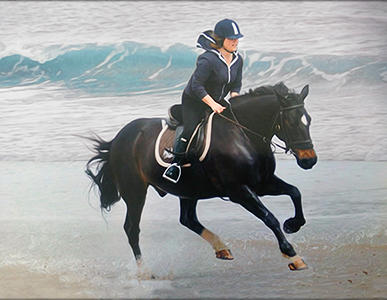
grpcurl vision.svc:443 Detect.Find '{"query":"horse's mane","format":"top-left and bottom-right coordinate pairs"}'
top-left (230, 81), bottom-right (291, 106)
top-left (248, 81), bottom-right (290, 97)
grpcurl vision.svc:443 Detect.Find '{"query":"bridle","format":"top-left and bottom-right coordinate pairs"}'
top-left (274, 103), bottom-right (313, 152)
top-left (219, 101), bottom-right (311, 155)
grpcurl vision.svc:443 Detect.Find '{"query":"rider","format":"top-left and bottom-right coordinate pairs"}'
top-left (163, 19), bottom-right (244, 183)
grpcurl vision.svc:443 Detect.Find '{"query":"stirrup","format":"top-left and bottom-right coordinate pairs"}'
top-left (162, 163), bottom-right (181, 183)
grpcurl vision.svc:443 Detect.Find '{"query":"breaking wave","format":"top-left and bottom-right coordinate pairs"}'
top-left (0, 42), bottom-right (386, 96)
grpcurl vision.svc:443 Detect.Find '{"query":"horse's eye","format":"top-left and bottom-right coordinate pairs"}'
top-left (276, 124), bottom-right (281, 131)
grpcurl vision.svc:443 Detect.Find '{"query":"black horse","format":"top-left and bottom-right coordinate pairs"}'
top-left (86, 82), bottom-right (317, 272)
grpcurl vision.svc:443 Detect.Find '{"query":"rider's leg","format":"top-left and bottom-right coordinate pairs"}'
top-left (163, 136), bottom-right (188, 183)
top-left (163, 94), bottom-right (208, 183)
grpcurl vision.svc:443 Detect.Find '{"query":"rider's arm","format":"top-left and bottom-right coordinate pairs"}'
top-left (191, 56), bottom-right (225, 114)
top-left (191, 56), bottom-right (212, 100)
top-left (202, 94), bottom-right (225, 114)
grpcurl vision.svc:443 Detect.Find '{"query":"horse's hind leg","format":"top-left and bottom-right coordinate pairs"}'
top-left (123, 194), bottom-right (145, 262)
top-left (119, 178), bottom-right (159, 279)
top-left (229, 185), bottom-right (307, 271)
top-left (117, 172), bottom-right (148, 265)
top-left (179, 198), bottom-right (233, 260)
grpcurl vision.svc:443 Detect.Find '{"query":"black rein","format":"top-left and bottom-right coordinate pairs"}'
top-left (219, 102), bottom-right (309, 155)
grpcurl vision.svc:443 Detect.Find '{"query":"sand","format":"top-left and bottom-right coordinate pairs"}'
top-left (0, 160), bottom-right (386, 299)
top-left (0, 265), bottom-right (94, 299)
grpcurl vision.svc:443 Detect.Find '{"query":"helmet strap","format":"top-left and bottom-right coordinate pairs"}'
top-left (222, 46), bottom-right (234, 54)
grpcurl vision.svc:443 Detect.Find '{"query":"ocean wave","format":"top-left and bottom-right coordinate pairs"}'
top-left (0, 42), bottom-right (386, 95)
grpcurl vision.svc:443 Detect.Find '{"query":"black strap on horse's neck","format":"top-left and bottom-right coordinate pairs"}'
top-left (221, 101), bottom-right (312, 155)
top-left (217, 111), bottom-right (289, 153)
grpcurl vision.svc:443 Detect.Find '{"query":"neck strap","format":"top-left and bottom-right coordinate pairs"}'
top-left (222, 47), bottom-right (234, 54)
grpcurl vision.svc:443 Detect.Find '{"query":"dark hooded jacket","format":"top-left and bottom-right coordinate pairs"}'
top-left (183, 30), bottom-right (244, 102)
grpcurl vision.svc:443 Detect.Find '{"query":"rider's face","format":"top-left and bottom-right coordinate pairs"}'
top-left (223, 38), bottom-right (239, 52)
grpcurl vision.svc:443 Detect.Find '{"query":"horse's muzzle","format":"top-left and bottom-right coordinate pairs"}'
top-left (294, 148), bottom-right (317, 170)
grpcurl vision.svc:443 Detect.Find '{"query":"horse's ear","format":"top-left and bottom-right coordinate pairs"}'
top-left (300, 85), bottom-right (309, 101)
top-left (273, 88), bottom-right (287, 106)
top-left (274, 81), bottom-right (288, 96)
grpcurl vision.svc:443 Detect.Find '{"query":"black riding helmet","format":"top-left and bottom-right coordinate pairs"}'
top-left (214, 19), bottom-right (244, 39)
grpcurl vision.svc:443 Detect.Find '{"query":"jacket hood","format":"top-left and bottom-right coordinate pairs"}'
top-left (196, 30), bottom-right (217, 51)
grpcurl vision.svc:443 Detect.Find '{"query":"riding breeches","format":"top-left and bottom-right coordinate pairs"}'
top-left (180, 93), bottom-right (229, 141)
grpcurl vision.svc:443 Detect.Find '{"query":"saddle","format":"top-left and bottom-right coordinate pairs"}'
top-left (154, 104), bottom-right (215, 168)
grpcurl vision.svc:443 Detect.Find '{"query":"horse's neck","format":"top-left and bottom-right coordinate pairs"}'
top-left (231, 95), bottom-right (278, 141)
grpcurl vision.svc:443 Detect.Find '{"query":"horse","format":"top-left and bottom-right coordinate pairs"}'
top-left (85, 82), bottom-right (317, 274)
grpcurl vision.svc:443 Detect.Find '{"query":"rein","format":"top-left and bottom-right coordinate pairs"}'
top-left (219, 101), bottom-right (309, 155)
top-left (217, 112), bottom-right (290, 153)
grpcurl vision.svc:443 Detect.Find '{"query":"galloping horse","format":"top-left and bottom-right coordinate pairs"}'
top-left (86, 82), bottom-right (317, 272)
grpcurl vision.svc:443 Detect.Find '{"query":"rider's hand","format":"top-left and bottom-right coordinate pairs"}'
top-left (211, 103), bottom-right (226, 114)
top-left (202, 94), bottom-right (226, 114)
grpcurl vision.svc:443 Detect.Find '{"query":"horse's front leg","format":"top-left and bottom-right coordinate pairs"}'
top-left (229, 185), bottom-right (307, 271)
top-left (179, 198), bottom-right (234, 260)
top-left (257, 175), bottom-right (305, 234)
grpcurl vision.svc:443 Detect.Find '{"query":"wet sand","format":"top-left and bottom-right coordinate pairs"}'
top-left (0, 265), bottom-right (94, 299)
top-left (0, 160), bottom-right (386, 299)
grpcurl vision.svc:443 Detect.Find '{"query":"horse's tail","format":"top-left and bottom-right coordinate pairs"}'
top-left (85, 136), bottom-right (120, 211)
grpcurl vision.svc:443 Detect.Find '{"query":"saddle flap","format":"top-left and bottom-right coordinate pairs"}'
top-left (155, 113), bottom-right (215, 167)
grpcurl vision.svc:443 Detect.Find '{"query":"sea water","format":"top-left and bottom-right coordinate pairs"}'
top-left (1, 1), bottom-right (386, 162)
top-left (0, 1), bottom-right (387, 299)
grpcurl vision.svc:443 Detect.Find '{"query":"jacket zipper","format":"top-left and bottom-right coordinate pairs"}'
top-left (212, 50), bottom-right (239, 101)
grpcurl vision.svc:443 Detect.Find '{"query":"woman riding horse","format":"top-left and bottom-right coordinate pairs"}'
top-left (163, 19), bottom-right (244, 183)
top-left (86, 81), bottom-right (317, 273)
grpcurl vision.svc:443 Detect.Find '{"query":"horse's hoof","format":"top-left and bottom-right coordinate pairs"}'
top-left (216, 249), bottom-right (234, 260)
top-left (283, 218), bottom-right (305, 234)
top-left (288, 258), bottom-right (308, 271)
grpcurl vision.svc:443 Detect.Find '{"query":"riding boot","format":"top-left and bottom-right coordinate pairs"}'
top-left (162, 137), bottom-right (188, 183)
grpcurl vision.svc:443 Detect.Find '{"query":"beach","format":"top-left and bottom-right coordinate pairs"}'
top-left (1, 1), bottom-right (386, 298)
top-left (1, 160), bottom-right (386, 298)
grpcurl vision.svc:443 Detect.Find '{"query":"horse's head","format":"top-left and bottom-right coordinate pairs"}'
top-left (273, 83), bottom-right (317, 170)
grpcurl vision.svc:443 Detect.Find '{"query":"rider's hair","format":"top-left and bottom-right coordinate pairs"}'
top-left (209, 31), bottom-right (225, 49)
